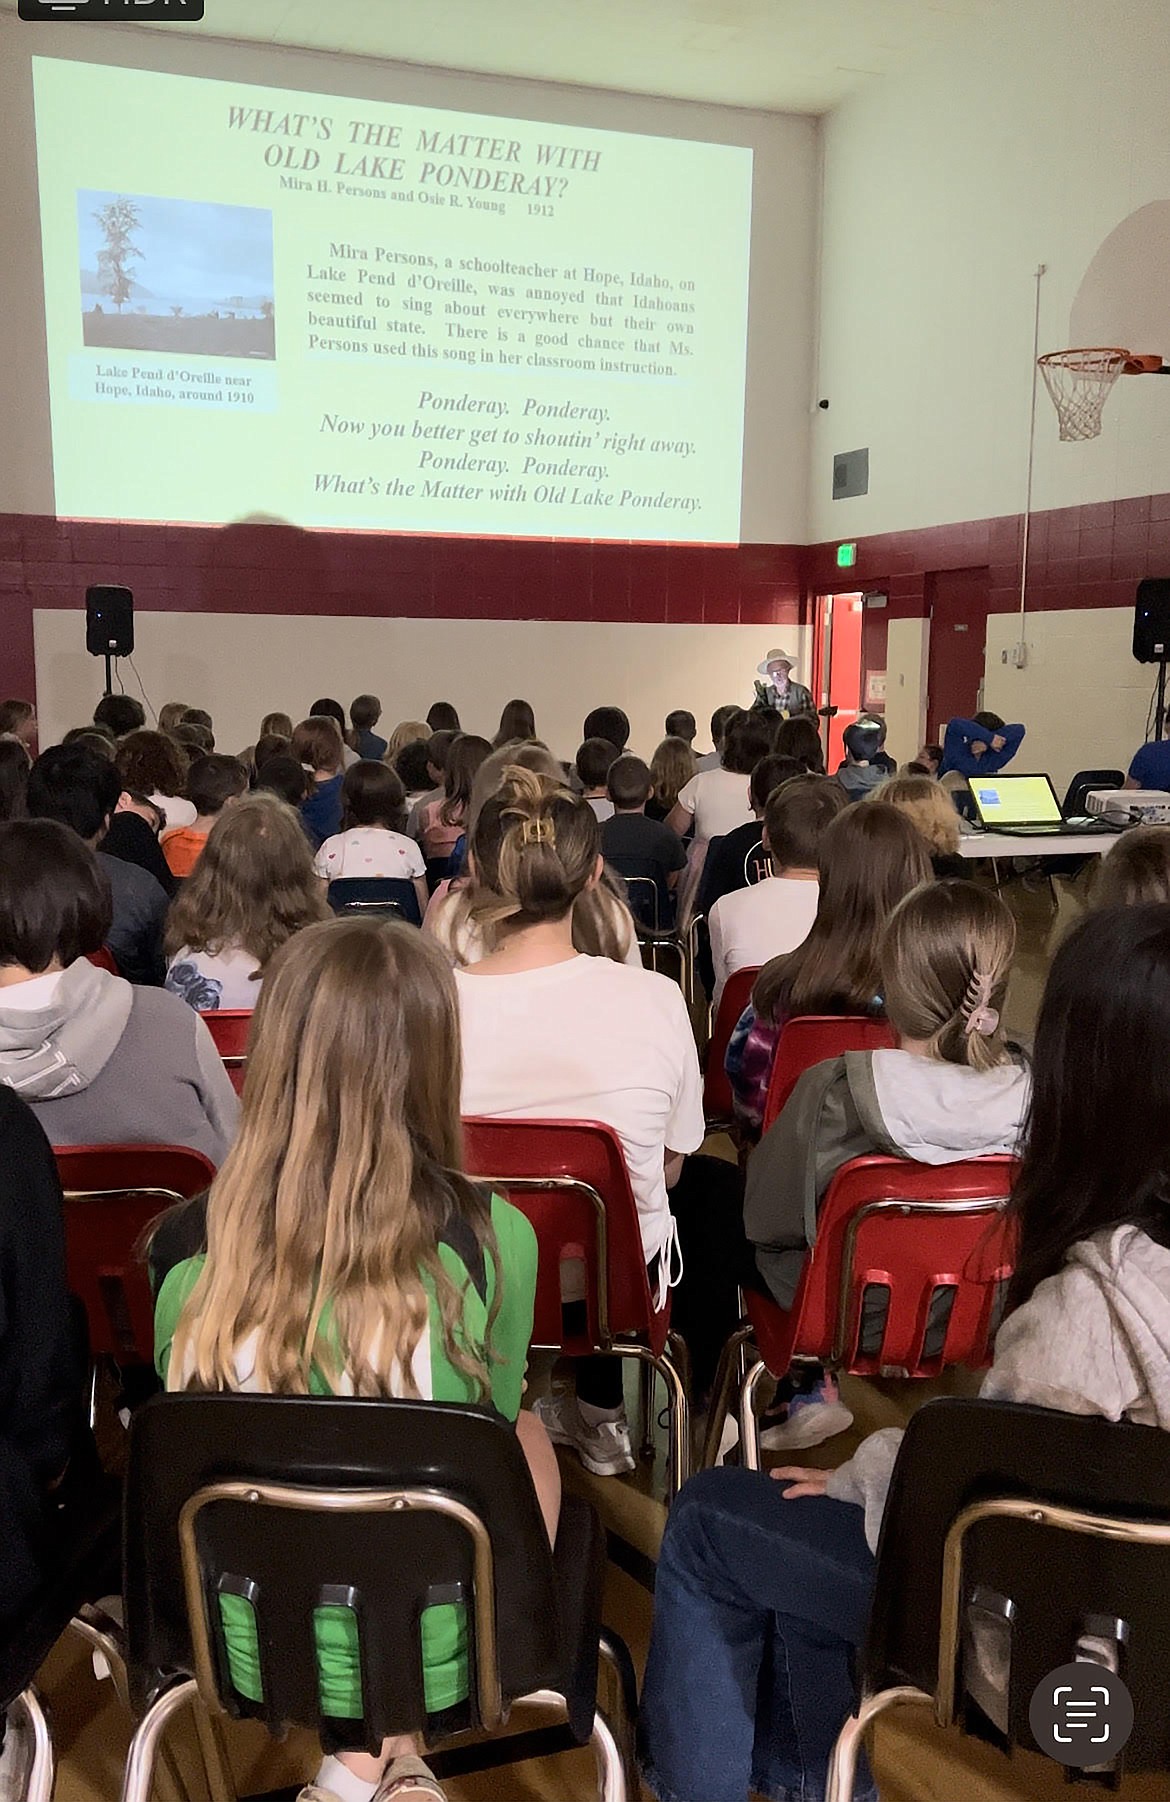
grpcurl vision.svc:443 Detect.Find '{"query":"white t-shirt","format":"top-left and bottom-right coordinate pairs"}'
top-left (151, 790), bottom-right (197, 830)
top-left (165, 945), bottom-right (262, 1012)
top-left (708, 876), bottom-right (821, 1004)
top-left (587, 795), bottom-right (615, 823)
top-left (456, 955), bottom-right (704, 1266)
top-left (676, 768), bottom-right (754, 841)
top-left (427, 885), bottom-right (642, 969)
top-left (313, 826), bottom-right (426, 882)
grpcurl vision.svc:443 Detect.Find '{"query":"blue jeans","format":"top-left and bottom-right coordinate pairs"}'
top-left (639, 1468), bottom-right (877, 1802)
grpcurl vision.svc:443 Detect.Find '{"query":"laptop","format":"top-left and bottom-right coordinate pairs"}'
top-left (966, 773), bottom-right (1121, 837)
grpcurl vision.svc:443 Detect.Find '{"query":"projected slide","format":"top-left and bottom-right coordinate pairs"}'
top-left (32, 59), bottom-right (753, 542)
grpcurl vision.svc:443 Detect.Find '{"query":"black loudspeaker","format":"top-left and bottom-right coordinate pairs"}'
top-left (86, 585), bottom-right (134, 658)
top-left (1134, 578), bottom-right (1170, 664)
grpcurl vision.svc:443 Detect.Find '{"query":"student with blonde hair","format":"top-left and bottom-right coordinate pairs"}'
top-left (1092, 824), bottom-right (1170, 909)
top-left (154, 917), bottom-right (553, 1802)
top-left (744, 879), bottom-right (1027, 1449)
top-left (872, 770), bottom-right (963, 874)
top-left (384, 720), bottom-right (432, 761)
top-left (455, 767), bottom-right (744, 1477)
top-left (165, 792), bottom-right (330, 1012)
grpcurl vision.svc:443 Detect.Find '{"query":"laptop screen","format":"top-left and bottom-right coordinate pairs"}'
top-left (969, 774), bottom-right (1063, 826)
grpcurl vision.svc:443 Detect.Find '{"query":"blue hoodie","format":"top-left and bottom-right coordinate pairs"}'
top-left (938, 717), bottom-right (1025, 779)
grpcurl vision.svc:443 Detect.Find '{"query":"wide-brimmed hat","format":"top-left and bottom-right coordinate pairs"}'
top-left (757, 648), bottom-right (796, 675)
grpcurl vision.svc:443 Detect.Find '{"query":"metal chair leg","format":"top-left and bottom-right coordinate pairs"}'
top-left (637, 1362), bottom-right (655, 1462)
top-left (597, 1629), bottom-right (638, 1800)
top-left (738, 1355), bottom-right (770, 1472)
top-left (192, 1702), bottom-right (236, 1802)
top-left (619, 1343), bottom-right (691, 1500)
top-left (699, 1323), bottom-right (753, 1469)
top-left (8, 1689), bottom-right (54, 1802)
top-left (589, 1707), bottom-right (628, 1802)
top-left (825, 1685), bottom-right (934, 1802)
top-left (119, 1678), bottom-right (198, 1802)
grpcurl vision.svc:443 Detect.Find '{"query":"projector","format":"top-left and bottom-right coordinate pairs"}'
top-left (1086, 788), bottom-right (1170, 825)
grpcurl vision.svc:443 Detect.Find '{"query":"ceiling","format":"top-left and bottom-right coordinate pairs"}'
top-left (0, 0), bottom-right (1012, 114)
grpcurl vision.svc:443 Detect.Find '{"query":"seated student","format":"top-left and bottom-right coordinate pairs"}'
top-left (157, 701), bottom-right (191, 737)
top-left (115, 728), bottom-right (197, 830)
top-left (0, 1088), bottom-right (91, 1623)
top-left (0, 699), bottom-right (37, 755)
top-left (248, 732), bottom-right (291, 783)
top-left (94, 694), bottom-right (145, 740)
top-left (938, 709), bottom-right (1025, 779)
top-left (916, 741), bottom-right (944, 777)
top-left (646, 735), bottom-right (697, 823)
top-left (601, 755), bottom-right (688, 923)
top-left (166, 793), bottom-right (330, 1012)
top-left (405, 729), bottom-right (456, 835)
top-left (0, 821), bottom-right (237, 1160)
top-left (28, 744), bottom-right (168, 985)
top-left (292, 717), bottom-right (347, 850)
top-left (773, 713), bottom-right (826, 774)
top-left (349, 693), bottom-right (387, 761)
top-left (154, 916), bottom-right (556, 1802)
top-left (182, 707), bottom-right (215, 743)
top-left (583, 705), bottom-right (630, 755)
top-left (1092, 823), bottom-right (1170, 907)
top-left (386, 719), bottom-right (432, 764)
top-left (428, 748), bottom-right (641, 970)
top-left (1125, 727), bottom-right (1170, 791)
top-left (426, 700), bottom-right (461, 733)
top-left (163, 754), bottom-right (249, 879)
top-left (419, 734), bottom-right (492, 865)
top-left (641, 901), bottom-right (1170, 1802)
top-left (173, 721), bottom-right (213, 760)
top-left (696, 703), bottom-right (739, 773)
top-left (874, 770), bottom-right (965, 876)
top-left (455, 769), bottom-right (724, 1476)
top-left (709, 776), bottom-right (846, 1004)
top-left (836, 715), bottom-right (894, 800)
top-left (745, 879), bottom-right (1027, 1447)
top-left (313, 761), bottom-right (427, 917)
top-left (667, 709), bottom-right (771, 842)
top-left (575, 736), bottom-right (620, 822)
top-left (727, 806), bottom-right (932, 1134)
top-left (309, 698), bottom-right (360, 768)
top-left (105, 792), bottom-right (177, 900)
top-left (0, 740), bottom-right (28, 823)
top-left (255, 753), bottom-right (311, 812)
top-left (493, 698), bottom-right (537, 749)
top-left (664, 709), bottom-right (697, 751)
top-left (62, 726), bottom-right (116, 759)
top-left (696, 754), bottom-right (803, 923)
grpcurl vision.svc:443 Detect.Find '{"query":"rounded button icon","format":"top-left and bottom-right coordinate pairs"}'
top-left (1029, 1663), bottom-right (1134, 1766)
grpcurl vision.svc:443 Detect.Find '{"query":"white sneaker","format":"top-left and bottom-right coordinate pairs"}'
top-left (532, 1390), bottom-right (635, 1477)
top-left (716, 1414), bottom-right (739, 1465)
top-left (758, 1398), bottom-right (854, 1452)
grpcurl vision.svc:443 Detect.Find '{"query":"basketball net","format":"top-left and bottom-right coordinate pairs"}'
top-left (1037, 347), bottom-right (1129, 441)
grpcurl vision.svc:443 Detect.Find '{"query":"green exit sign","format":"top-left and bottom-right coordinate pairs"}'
top-left (837, 542), bottom-right (857, 569)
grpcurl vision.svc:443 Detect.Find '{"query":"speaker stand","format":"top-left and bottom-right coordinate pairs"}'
top-left (1158, 658), bottom-right (1168, 744)
top-left (103, 652), bottom-right (114, 699)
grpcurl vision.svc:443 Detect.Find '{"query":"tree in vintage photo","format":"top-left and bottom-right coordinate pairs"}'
top-left (94, 197), bottom-right (143, 313)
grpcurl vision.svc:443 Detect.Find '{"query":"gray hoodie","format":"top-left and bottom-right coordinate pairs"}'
top-left (827, 1226), bottom-right (1170, 1551)
top-left (745, 1048), bottom-right (1030, 1310)
top-left (0, 959), bottom-right (238, 1167)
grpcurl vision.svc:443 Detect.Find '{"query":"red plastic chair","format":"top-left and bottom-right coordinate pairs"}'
top-left (461, 1116), bottom-right (691, 1497)
top-left (760, 1014), bottom-right (898, 1132)
top-left (86, 947), bottom-right (120, 975)
top-left (200, 1010), bottom-right (252, 1094)
top-left (703, 964), bottom-right (759, 1126)
top-left (706, 1155), bottom-right (1017, 1469)
top-left (55, 1144), bottom-right (216, 1380)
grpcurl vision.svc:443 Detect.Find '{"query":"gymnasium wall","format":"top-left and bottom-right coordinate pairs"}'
top-left (811, 0), bottom-right (1170, 790)
top-left (0, 12), bottom-right (817, 749)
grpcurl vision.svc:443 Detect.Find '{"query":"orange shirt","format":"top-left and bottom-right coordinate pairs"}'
top-left (163, 826), bottom-right (208, 878)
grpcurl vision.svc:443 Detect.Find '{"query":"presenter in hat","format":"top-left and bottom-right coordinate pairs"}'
top-left (752, 648), bottom-right (815, 719)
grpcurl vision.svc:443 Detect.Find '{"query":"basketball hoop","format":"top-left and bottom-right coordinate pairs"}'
top-left (1038, 347), bottom-right (1165, 442)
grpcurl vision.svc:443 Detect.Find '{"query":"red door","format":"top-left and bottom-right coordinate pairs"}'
top-left (814, 593), bottom-right (865, 771)
top-left (926, 567), bottom-right (992, 745)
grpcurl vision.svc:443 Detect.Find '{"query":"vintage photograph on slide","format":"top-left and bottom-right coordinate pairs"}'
top-left (78, 190), bottom-right (276, 360)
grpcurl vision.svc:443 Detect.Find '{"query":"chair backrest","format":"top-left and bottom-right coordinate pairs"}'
top-left (753, 1155), bottom-right (1016, 1378)
top-left (124, 1393), bottom-right (581, 1747)
top-left (761, 1013), bottom-right (898, 1131)
top-left (461, 1116), bottom-right (666, 1355)
top-left (867, 1397), bottom-right (1170, 1774)
top-left (1061, 768), bottom-right (1126, 815)
top-left (200, 1010), bottom-right (252, 1095)
top-left (55, 1144), bottom-right (216, 1365)
top-left (87, 946), bottom-right (120, 975)
top-left (327, 878), bottom-right (422, 926)
top-left (703, 965), bottom-right (760, 1123)
top-left (605, 857), bottom-right (669, 932)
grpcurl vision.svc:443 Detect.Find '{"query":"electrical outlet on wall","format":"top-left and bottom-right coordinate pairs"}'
top-left (1000, 642), bottom-right (1028, 669)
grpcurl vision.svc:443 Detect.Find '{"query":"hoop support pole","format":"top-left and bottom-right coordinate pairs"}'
top-left (1157, 658), bottom-right (1168, 745)
top-left (1018, 263), bottom-right (1048, 644)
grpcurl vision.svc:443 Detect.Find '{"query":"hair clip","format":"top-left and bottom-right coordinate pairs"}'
top-left (519, 815), bottom-right (555, 847)
top-left (962, 968), bottom-right (1000, 1038)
